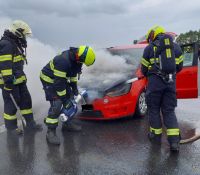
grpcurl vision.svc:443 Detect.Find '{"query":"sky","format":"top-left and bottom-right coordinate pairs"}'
top-left (0, 0), bottom-right (200, 118)
top-left (0, 0), bottom-right (200, 49)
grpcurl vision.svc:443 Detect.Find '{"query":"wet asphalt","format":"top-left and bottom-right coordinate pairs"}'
top-left (0, 98), bottom-right (200, 175)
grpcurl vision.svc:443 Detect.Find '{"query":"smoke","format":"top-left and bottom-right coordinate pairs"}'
top-left (24, 38), bottom-right (57, 111)
top-left (79, 49), bottom-right (135, 91)
top-left (0, 16), bottom-right (137, 119)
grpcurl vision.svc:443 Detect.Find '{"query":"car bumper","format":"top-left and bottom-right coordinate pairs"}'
top-left (78, 94), bottom-right (135, 120)
top-left (78, 78), bottom-right (147, 120)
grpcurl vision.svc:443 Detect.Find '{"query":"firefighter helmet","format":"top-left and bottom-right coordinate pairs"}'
top-left (9, 20), bottom-right (32, 38)
top-left (78, 46), bottom-right (96, 66)
top-left (146, 25), bottom-right (165, 43)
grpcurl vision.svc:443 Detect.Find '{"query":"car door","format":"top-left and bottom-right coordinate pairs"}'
top-left (176, 43), bottom-right (199, 98)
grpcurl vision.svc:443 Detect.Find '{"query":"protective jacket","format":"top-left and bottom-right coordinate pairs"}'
top-left (141, 36), bottom-right (183, 77)
top-left (40, 48), bottom-right (82, 102)
top-left (0, 30), bottom-right (27, 89)
top-left (141, 36), bottom-right (183, 92)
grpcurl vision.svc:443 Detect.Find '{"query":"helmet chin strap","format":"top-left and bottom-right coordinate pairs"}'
top-left (24, 47), bottom-right (27, 64)
top-left (16, 36), bottom-right (28, 64)
top-left (148, 30), bottom-right (155, 43)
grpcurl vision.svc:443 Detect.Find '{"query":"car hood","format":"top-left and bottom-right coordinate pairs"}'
top-left (81, 69), bottom-right (138, 103)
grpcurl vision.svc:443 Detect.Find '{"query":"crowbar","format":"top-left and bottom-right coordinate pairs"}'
top-left (9, 93), bottom-right (26, 131)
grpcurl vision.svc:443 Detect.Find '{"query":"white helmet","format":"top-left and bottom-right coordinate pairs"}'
top-left (9, 20), bottom-right (32, 38)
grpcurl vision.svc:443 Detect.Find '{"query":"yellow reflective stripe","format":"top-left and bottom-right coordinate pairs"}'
top-left (66, 77), bottom-right (70, 82)
top-left (3, 113), bottom-right (17, 120)
top-left (176, 55), bottom-right (183, 64)
top-left (164, 38), bottom-right (170, 45)
top-left (70, 76), bottom-right (77, 82)
top-left (150, 58), bottom-right (159, 64)
top-left (50, 60), bottom-right (54, 70)
top-left (54, 69), bottom-right (66, 78)
top-left (167, 128), bottom-right (180, 136)
top-left (20, 109), bottom-right (33, 115)
top-left (40, 72), bottom-right (54, 83)
top-left (179, 55), bottom-right (183, 62)
top-left (141, 58), bottom-right (150, 67)
top-left (150, 127), bottom-right (162, 135)
top-left (166, 49), bottom-right (172, 58)
top-left (0, 78), bottom-right (4, 84)
top-left (50, 60), bottom-right (66, 78)
top-left (0, 76), bottom-right (26, 85)
top-left (175, 58), bottom-right (179, 64)
top-left (4, 87), bottom-right (12, 91)
top-left (57, 89), bottom-right (66, 96)
top-left (1, 69), bottom-right (12, 76)
top-left (0, 54), bottom-right (12, 62)
top-left (46, 118), bottom-right (59, 124)
top-left (13, 55), bottom-right (25, 62)
top-left (14, 75), bottom-right (26, 84)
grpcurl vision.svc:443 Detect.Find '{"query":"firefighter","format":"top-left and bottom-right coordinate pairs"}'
top-left (141, 25), bottom-right (183, 152)
top-left (0, 20), bottom-right (43, 135)
top-left (40, 46), bottom-right (95, 145)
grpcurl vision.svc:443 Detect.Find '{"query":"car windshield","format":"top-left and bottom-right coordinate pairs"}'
top-left (109, 48), bottom-right (144, 67)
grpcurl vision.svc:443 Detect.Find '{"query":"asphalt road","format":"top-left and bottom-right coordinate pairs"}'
top-left (0, 98), bottom-right (200, 175)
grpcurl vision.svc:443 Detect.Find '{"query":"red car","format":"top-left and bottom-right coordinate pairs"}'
top-left (79, 41), bottom-right (199, 120)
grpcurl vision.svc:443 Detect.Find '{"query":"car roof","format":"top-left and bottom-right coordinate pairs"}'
top-left (109, 32), bottom-right (177, 51)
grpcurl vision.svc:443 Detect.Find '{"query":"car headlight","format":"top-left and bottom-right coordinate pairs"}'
top-left (105, 82), bottom-right (132, 97)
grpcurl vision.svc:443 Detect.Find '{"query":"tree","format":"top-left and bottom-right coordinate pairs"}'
top-left (176, 29), bottom-right (200, 44)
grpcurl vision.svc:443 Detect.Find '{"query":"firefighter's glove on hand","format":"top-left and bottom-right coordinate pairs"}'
top-left (64, 99), bottom-right (76, 109)
top-left (73, 88), bottom-right (79, 96)
top-left (69, 82), bottom-right (79, 96)
top-left (62, 100), bottom-right (78, 119)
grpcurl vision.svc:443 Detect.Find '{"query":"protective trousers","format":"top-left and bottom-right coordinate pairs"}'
top-left (45, 100), bottom-right (62, 129)
top-left (2, 83), bottom-right (34, 130)
top-left (146, 87), bottom-right (180, 144)
top-left (41, 80), bottom-right (63, 129)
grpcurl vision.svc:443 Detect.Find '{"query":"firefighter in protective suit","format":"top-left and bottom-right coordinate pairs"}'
top-left (0, 20), bottom-right (42, 135)
top-left (40, 46), bottom-right (95, 145)
top-left (141, 25), bottom-right (183, 152)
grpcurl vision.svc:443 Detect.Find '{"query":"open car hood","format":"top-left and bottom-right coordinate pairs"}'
top-left (81, 68), bottom-right (138, 104)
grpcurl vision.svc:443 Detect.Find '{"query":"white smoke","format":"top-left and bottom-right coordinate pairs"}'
top-left (0, 16), bottom-right (137, 120)
top-left (25, 38), bottom-right (57, 112)
top-left (79, 49), bottom-right (135, 91)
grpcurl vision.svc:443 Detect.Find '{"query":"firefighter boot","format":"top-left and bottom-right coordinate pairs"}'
top-left (148, 132), bottom-right (161, 145)
top-left (170, 142), bottom-right (180, 152)
top-left (62, 121), bottom-right (82, 132)
top-left (25, 120), bottom-right (43, 131)
top-left (46, 129), bottom-right (60, 145)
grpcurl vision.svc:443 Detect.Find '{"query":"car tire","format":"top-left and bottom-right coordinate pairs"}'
top-left (135, 90), bottom-right (147, 117)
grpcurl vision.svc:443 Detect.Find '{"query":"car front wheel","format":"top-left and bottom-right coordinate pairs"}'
top-left (135, 90), bottom-right (147, 117)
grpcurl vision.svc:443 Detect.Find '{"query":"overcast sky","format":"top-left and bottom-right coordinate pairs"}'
top-left (0, 0), bottom-right (200, 113)
top-left (0, 0), bottom-right (200, 49)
